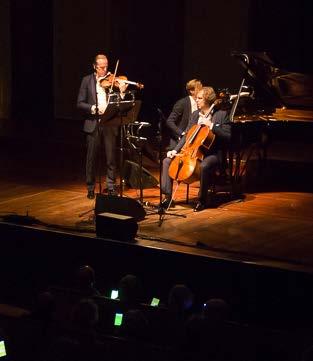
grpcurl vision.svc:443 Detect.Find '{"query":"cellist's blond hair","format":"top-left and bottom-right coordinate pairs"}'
top-left (186, 79), bottom-right (202, 94)
top-left (201, 87), bottom-right (217, 105)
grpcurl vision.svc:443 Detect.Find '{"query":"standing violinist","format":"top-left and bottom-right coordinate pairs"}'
top-left (166, 79), bottom-right (203, 148)
top-left (77, 53), bottom-right (127, 199)
top-left (160, 86), bottom-right (231, 212)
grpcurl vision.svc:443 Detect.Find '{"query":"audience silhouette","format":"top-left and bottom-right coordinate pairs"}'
top-left (1, 263), bottom-right (310, 361)
top-left (118, 274), bottom-right (144, 310)
top-left (75, 265), bottom-right (100, 297)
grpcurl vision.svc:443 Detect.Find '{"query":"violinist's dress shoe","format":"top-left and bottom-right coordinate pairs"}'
top-left (193, 201), bottom-right (205, 212)
top-left (87, 190), bottom-right (95, 199)
top-left (108, 188), bottom-right (118, 196)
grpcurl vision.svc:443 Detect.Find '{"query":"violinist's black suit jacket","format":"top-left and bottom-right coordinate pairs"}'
top-left (77, 73), bottom-right (118, 192)
top-left (77, 73), bottom-right (118, 136)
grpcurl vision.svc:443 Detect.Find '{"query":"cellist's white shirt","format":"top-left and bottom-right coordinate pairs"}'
top-left (198, 111), bottom-right (213, 129)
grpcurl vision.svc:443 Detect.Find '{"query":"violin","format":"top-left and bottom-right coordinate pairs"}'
top-left (99, 73), bottom-right (144, 90)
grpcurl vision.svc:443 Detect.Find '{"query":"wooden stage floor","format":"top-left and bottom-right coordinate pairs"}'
top-left (1, 174), bottom-right (313, 274)
top-left (1, 129), bottom-right (313, 275)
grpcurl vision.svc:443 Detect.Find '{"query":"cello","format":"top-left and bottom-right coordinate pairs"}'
top-left (168, 100), bottom-right (219, 184)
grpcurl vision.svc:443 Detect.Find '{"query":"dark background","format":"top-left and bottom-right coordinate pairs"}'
top-left (1, 0), bottom-right (313, 129)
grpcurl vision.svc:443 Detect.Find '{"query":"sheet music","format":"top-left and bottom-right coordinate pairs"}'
top-left (229, 78), bottom-right (246, 122)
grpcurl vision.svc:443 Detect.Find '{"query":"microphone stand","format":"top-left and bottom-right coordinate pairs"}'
top-left (155, 108), bottom-right (186, 226)
top-left (107, 93), bottom-right (138, 197)
top-left (96, 82), bottom-right (104, 195)
top-left (122, 109), bottom-right (186, 225)
top-left (116, 93), bottom-right (124, 197)
top-left (125, 121), bottom-right (155, 205)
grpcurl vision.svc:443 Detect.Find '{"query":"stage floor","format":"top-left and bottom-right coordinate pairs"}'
top-left (1, 132), bottom-right (313, 274)
top-left (1, 176), bottom-right (313, 274)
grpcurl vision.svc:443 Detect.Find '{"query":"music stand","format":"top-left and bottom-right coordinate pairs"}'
top-left (78, 96), bottom-right (141, 222)
top-left (125, 121), bottom-right (160, 204)
top-left (98, 102), bottom-right (119, 123)
top-left (102, 95), bottom-right (141, 197)
top-left (92, 101), bottom-right (119, 194)
top-left (78, 101), bottom-right (119, 220)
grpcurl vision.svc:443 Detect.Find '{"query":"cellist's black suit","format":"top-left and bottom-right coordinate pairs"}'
top-left (161, 109), bottom-right (231, 204)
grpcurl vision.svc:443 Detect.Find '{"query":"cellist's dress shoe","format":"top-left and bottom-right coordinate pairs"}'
top-left (87, 190), bottom-right (95, 199)
top-left (160, 198), bottom-right (175, 209)
top-left (193, 201), bottom-right (205, 212)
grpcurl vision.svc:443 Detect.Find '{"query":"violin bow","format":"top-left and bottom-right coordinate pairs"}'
top-left (109, 59), bottom-right (119, 93)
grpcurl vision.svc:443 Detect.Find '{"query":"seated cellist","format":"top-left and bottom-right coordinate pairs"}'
top-left (160, 86), bottom-right (231, 212)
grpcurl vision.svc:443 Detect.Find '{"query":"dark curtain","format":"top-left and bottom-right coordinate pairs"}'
top-left (249, 0), bottom-right (313, 73)
top-left (10, 0), bottom-right (54, 123)
top-left (8, 0), bottom-right (313, 126)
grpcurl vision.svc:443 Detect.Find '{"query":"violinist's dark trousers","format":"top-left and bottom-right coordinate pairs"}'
top-left (86, 124), bottom-right (117, 192)
top-left (161, 154), bottom-right (219, 202)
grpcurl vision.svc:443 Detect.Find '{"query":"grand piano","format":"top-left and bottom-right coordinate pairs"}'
top-left (228, 51), bottom-right (313, 193)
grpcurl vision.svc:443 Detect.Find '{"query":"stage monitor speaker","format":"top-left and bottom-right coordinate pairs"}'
top-left (96, 212), bottom-right (138, 242)
top-left (95, 194), bottom-right (146, 222)
top-left (123, 160), bottom-right (159, 189)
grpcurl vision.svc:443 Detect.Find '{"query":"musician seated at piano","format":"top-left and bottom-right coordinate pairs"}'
top-left (160, 86), bottom-right (231, 212)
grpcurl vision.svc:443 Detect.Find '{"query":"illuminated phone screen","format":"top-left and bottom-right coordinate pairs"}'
top-left (114, 313), bottom-right (123, 326)
top-left (150, 297), bottom-right (160, 306)
top-left (0, 340), bottom-right (7, 358)
top-left (110, 290), bottom-right (119, 299)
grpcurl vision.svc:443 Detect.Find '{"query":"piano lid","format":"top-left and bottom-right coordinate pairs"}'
top-left (232, 51), bottom-right (313, 110)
